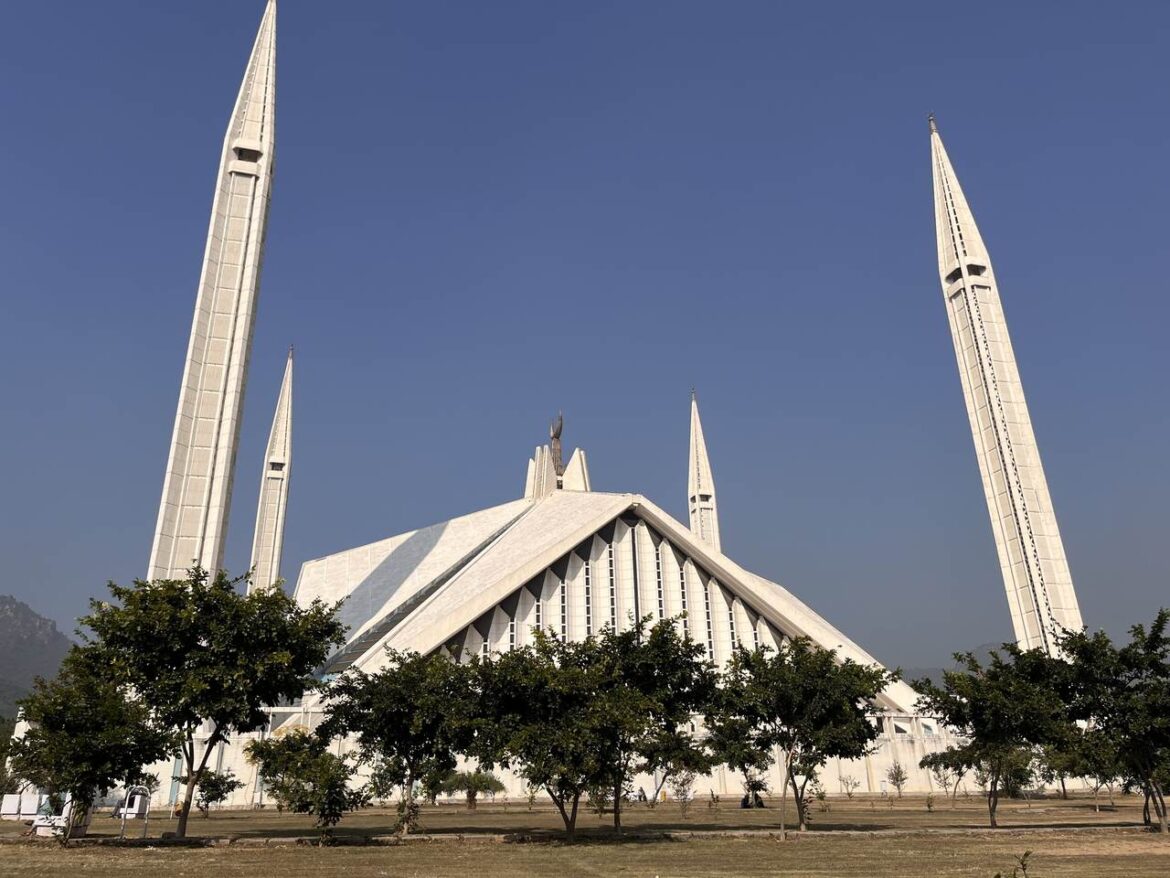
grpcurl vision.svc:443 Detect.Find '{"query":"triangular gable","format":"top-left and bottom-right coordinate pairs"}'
top-left (343, 491), bottom-right (636, 670)
top-left (341, 491), bottom-right (918, 714)
top-left (294, 498), bottom-right (532, 666)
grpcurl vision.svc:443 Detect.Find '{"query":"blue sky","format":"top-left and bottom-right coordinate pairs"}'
top-left (1, 1), bottom-right (1166, 668)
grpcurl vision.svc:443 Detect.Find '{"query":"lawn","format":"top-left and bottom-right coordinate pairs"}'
top-left (1, 795), bottom-right (1167, 877)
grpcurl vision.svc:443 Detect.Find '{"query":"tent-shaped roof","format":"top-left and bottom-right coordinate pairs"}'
top-left (293, 490), bottom-right (919, 713)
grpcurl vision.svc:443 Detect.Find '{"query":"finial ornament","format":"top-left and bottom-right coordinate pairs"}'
top-left (928, 113), bottom-right (938, 134)
top-left (549, 411), bottom-right (565, 477)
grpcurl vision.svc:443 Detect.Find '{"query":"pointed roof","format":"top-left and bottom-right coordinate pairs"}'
top-left (688, 391), bottom-right (721, 552)
top-left (227, 0), bottom-right (277, 154)
top-left (297, 490), bottom-right (919, 713)
top-left (930, 116), bottom-right (992, 284)
top-left (265, 348), bottom-right (293, 465)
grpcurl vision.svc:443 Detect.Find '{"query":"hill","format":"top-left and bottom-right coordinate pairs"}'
top-left (0, 596), bottom-right (72, 719)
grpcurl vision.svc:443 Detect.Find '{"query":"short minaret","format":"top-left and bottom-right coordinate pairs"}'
top-left (688, 391), bottom-right (721, 553)
top-left (249, 349), bottom-right (293, 592)
top-left (148, 1), bottom-right (278, 579)
top-left (930, 115), bottom-right (1083, 654)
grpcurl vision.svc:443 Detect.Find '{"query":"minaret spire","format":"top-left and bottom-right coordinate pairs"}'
top-left (249, 348), bottom-right (293, 592)
top-left (931, 117), bottom-right (1083, 654)
top-left (688, 391), bottom-right (721, 553)
top-left (148, 1), bottom-right (277, 580)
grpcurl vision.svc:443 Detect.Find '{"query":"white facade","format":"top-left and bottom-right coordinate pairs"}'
top-left (187, 439), bottom-right (950, 807)
top-left (249, 349), bottom-right (293, 592)
top-left (148, 1), bottom-right (277, 580)
top-left (930, 118), bottom-right (1083, 654)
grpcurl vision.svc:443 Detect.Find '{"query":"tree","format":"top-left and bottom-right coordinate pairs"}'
top-left (8, 646), bottom-right (172, 844)
top-left (668, 769), bottom-right (696, 817)
top-left (0, 715), bottom-right (18, 795)
top-left (707, 639), bottom-right (896, 832)
top-left (929, 763), bottom-right (963, 805)
top-left (322, 649), bottom-right (476, 835)
top-left (475, 630), bottom-right (610, 841)
top-left (1059, 610), bottom-right (1170, 833)
top-left (174, 768), bottom-right (243, 817)
top-left (247, 730), bottom-right (369, 840)
top-left (82, 567), bottom-right (346, 838)
top-left (914, 645), bottom-right (1072, 828)
top-left (593, 617), bottom-right (718, 834)
top-left (838, 774), bottom-right (861, 799)
top-left (440, 769), bottom-right (505, 809)
top-left (886, 761), bottom-right (908, 798)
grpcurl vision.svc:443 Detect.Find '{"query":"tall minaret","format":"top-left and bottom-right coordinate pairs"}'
top-left (930, 116), bottom-right (1083, 654)
top-left (148, 1), bottom-right (277, 580)
top-left (249, 349), bottom-right (293, 592)
top-left (688, 392), bottom-right (722, 553)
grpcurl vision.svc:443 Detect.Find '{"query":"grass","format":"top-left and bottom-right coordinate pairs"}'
top-left (1, 795), bottom-right (1167, 877)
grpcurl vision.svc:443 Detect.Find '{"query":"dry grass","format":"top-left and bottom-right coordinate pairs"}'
top-left (1, 795), bottom-right (1167, 877)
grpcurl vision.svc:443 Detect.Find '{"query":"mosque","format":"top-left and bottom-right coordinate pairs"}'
top-left (143, 1), bottom-right (1083, 805)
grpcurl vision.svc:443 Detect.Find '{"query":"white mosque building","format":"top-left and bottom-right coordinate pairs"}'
top-left (136, 2), bottom-right (1083, 806)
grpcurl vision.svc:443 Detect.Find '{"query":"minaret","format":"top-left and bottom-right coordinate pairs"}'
top-left (148, 1), bottom-right (277, 580)
top-left (930, 115), bottom-right (1083, 654)
top-left (688, 392), bottom-right (721, 553)
top-left (249, 349), bottom-right (292, 592)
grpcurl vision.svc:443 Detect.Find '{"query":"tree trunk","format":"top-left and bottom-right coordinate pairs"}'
top-left (987, 776), bottom-right (999, 829)
top-left (467, 790), bottom-right (476, 810)
top-left (176, 730), bottom-right (217, 839)
top-left (1151, 782), bottom-right (1168, 834)
top-left (567, 791), bottom-right (580, 841)
top-left (548, 788), bottom-right (582, 841)
top-left (789, 773), bottom-right (806, 832)
top-left (613, 778), bottom-right (623, 835)
top-left (778, 758), bottom-right (789, 839)
top-left (1059, 777), bottom-right (1067, 800)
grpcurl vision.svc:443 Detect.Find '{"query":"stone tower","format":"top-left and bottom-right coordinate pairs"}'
top-left (688, 392), bottom-right (721, 553)
top-left (249, 348), bottom-right (292, 592)
top-left (148, 1), bottom-right (277, 579)
top-left (930, 116), bottom-right (1083, 653)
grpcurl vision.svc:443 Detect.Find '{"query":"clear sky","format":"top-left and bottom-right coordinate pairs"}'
top-left (1, 1), bottom-right (1166, 669)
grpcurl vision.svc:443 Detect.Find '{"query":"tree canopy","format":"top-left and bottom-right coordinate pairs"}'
top-left (81, 567), bottom-right (346, 837)
top-left (1058, 610), bottom-right (1170, 833)
top-left (914, 645), bottom-right (1075, 827)
top-left (322, 649), bottom-right (477, 834)
top-left (8, 646), bottom-right (172, 842)
top-left (247, 730), bottom-right (369, 838)
top-left (707, 638), bottom-right (896, 831)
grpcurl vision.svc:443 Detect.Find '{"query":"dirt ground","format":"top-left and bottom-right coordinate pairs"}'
top-left (1, 795), bottom-right (1167, 877)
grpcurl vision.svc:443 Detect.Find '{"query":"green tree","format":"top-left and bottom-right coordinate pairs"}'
top-left (82, 566), bottom-right (346, 838)
top-left (914, 645), bottom-right (1071, 828)
top-left (706, 639), bottom-right (895, 832)
top-left (885, 760), bottom-right (909, 798)
top-left (439, 769), bottom-right (505, 809)
top-left (593, 617), bottom-right (718, 834)
top-left (8, 646), bottom-right (172, 844)
top-left (322, 649), bottom-right (476, 835)
top-left (0, 714), bottom-right (18, 795)
top-left (247, 730), bottom-right (369, 840)
top-left (475, 630), bottom-right (610, 841)
top-left (1059, 610), bottom-right (1170, 833)
top-left (174, 768), bottom-right (244, 817)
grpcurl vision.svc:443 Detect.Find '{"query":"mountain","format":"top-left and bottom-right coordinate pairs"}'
top-left (0, 596), bottom-right (73, 719)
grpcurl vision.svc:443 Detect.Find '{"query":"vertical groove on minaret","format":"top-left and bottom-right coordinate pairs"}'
top-left (249, 348), bottom-right (293, 593)
top-left (148, 2), bottom-right (277, 580)
top-left (930, 117), bottom-right (1083, 654)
